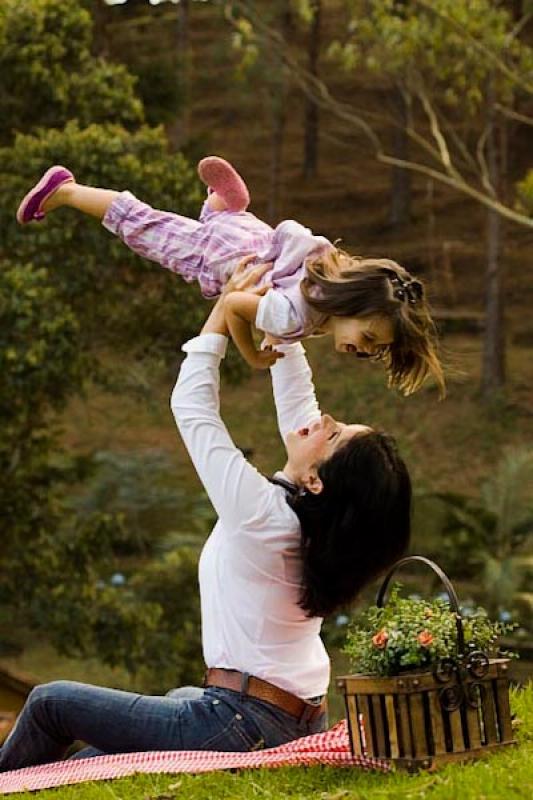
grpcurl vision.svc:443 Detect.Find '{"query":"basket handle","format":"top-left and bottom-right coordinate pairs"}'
top-left (375, 555), bottom-right (465, 654)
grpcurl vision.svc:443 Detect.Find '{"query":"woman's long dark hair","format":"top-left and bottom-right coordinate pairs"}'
top-left (288, 431), bottom-right (411, 618)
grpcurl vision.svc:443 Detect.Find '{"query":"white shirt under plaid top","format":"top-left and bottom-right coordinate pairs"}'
top-left (171, 334), bottom-right (330, 700)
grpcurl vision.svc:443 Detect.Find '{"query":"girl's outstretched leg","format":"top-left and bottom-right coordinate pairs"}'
top-left (17, 166), bottom-right (119, 223)
top-left (44, 183), bottom-right (119, 219)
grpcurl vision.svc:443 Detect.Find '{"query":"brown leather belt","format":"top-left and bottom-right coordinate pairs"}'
top-left (204, 668), bottom-right (327, 722)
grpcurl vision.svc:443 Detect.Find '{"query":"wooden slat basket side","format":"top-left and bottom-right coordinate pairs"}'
top-left (336, 555), bottom-right (519, 772)
top-left (337, 658), bottom-right (516, 771)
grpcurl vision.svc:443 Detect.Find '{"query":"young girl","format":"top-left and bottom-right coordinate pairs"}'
top-left (17, 157), bottom-right (444, 395)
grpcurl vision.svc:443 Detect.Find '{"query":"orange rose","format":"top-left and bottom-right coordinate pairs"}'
top-left (372, 629), bottom-right (389, 649)
top-left (418, 630), bottom-right (433, 647)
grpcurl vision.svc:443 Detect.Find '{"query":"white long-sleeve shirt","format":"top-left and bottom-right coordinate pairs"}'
top-left (170, 334), bottom-right (329, 699)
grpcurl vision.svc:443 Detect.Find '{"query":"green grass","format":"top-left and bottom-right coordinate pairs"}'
top-left (2, 331), bottom-right (532, 797)
top-left (9, 684), bottom-right (533, 799)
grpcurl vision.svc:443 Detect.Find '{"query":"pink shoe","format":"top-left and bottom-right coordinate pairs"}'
top-left (198, 156), bottom-right (250, 212)
top-left (17, 166), bottom-right (75, 224)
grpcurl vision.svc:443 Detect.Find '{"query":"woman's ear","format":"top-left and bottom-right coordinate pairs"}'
top-left (302, 469), bottom-right (323, 495)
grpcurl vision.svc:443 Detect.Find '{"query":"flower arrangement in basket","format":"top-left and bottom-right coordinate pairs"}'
top-left (336, 556), bottom-right (517, 772)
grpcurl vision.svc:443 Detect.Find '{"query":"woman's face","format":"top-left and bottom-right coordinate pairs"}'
top-left (284, 414), bottom-right (371, 490)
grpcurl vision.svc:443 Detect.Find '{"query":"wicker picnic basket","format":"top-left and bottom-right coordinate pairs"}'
top-left (336, 555), bottom-right (516, 771)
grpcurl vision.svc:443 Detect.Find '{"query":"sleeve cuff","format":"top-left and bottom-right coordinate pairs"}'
top-left (272, 341), bottom-right (305, 355)
top-left (269, 342), bottom-right (305, 373)
top-left (182, 333), bottom-right (228, 358)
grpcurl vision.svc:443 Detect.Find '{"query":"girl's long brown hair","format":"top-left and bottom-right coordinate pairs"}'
top-left (301, 250), bottom-right (445, 397)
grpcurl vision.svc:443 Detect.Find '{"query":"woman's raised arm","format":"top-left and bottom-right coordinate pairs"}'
top-left (171, 332), bottom-right (278, 532)
top-left (270, 343), bottom-right (321, 445)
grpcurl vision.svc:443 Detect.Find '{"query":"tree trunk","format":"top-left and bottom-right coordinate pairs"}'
top-left (90, 0), bottom-right (110, 57)
top-left (303, 0), bottom-right (321, 180)
top-left (481, 98), bottom-right (506, 399)
top-left (268, 3), bottom-right (292, 222)
top-left (268, 87), bottom-right (287, 223)
top-left (510, 0), bottom-right (526, 22)
top-left (482, 206), bottom-right (505, 397)
top-left (175, 0), bottom-right (191, 145)
top-left (388, 87), bottom-right (412, 227)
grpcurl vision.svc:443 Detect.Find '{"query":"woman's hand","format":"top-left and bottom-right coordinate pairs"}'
top-left (201, 256), bottom-right (271, 337)
top-left (221, 255), bottom-right (284, 369)
top-left (223, 254), bottom-right (273, 295)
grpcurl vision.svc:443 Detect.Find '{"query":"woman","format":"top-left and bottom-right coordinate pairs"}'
top-left (0, 267), bottom-right (411, 771)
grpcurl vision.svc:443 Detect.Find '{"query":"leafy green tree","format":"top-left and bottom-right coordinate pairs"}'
top-left (69, 449), bottom-right (217, 555)
top-left (0, 121), bottom-right (203, 353)
top-left (92, 0), bottom-right (191, 135)
top-left (0, 265), bottom-right (120, 653)
top-left (128, 548), bottom-right (204, 692)
top-left (423, 449), bottom-right (533, 622)
top-left (0, 263), bottom-right (82, 583)
top-left (297, 0), bottom-right (323, 181)
top-left (0, 263), bottom-right (186, 681)
top-left (0, 0), bottom-right (204, 355)
top-left (0, 252), bottom-right (205, 687)
top-left (517, 169), bottom-right (533, 215)
top-left (30, 540), bottom-right (204, 691)
top-left (230, 0), bottom-right (533, 396)
top-left (328, 0), bottom-right (533, 397)
top-left (0, 0), bottom-right (143, 144)
top-left (0, 0), bottom-right (208, 684)
top-left (230, 1), bottom-right (296, 221)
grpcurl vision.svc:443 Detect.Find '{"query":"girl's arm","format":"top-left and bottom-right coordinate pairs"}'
top-left (220, 258), bottom-right (320, 441)
top-left (224, 291), bottom-right (282, 370)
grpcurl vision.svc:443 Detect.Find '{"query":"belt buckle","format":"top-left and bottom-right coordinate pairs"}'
top-left (302, 697), bottom-right (326, 724)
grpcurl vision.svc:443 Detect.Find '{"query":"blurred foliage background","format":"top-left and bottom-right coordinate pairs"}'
top-left (0, 0), bottom-right (531, 694)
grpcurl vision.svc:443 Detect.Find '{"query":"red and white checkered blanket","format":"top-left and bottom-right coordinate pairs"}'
top-left (0, 721), bottom-right (390, 794)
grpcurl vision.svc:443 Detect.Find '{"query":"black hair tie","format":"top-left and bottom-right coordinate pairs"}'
top-left (384, 270), bottom-right (424, 305)
top-left (269, 476), bottom-right (302, 496)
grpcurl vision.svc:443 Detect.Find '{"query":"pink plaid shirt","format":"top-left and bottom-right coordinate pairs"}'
top-left (103, 192), bottom-right (331, 340)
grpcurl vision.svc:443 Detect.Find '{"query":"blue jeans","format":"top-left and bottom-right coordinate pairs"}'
top-left (0, 681), bottom-right (327, 771)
